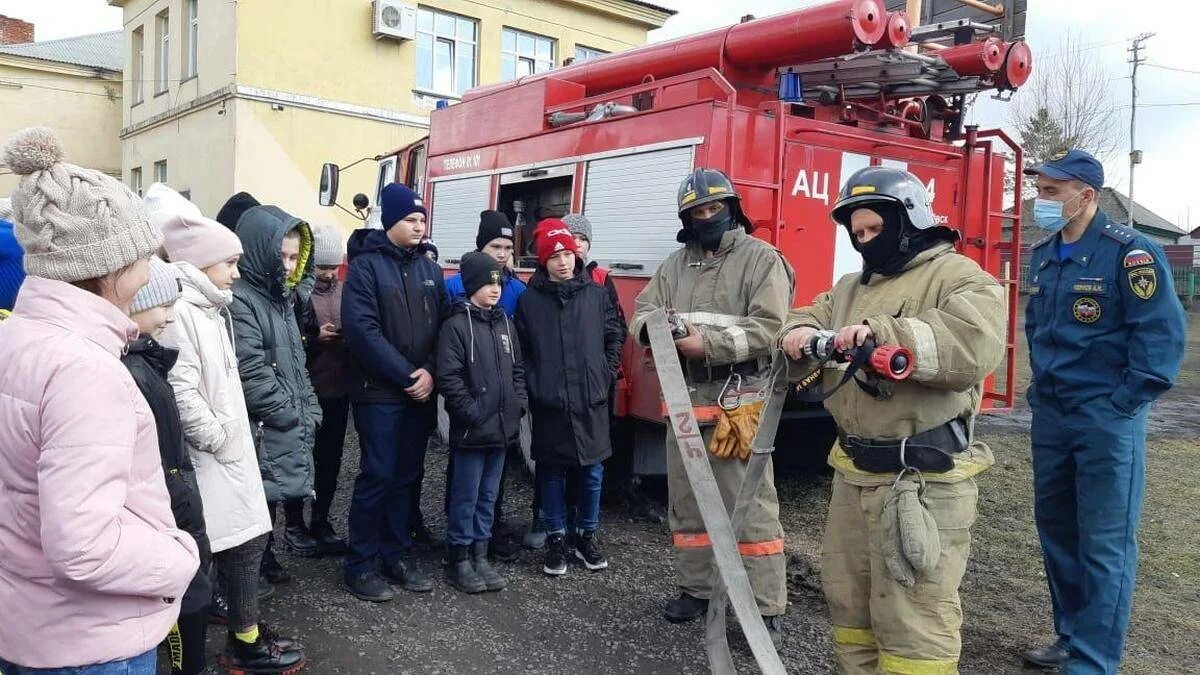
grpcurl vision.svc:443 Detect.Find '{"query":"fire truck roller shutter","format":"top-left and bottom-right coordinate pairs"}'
top-left (429, 175), bottom-right (492, 265)
top-left (583, 145), bottom-right (696, 276)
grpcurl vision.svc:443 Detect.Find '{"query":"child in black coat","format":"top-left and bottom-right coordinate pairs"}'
top-left (436, 252), bottom-right (527, 593)
top-left (122, 258), bottom-right (212, 675)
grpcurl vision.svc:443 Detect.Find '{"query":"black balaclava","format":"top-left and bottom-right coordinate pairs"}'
top-left (850, 202), bottom-right (950, 283)
top-left (678, 200), bottom-right (736, 252)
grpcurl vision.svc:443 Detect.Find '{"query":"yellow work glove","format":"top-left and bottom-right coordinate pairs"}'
top-left (727, 400), bottom-right (764, 461)
top-left (709, 411), bottom-right (735, 459)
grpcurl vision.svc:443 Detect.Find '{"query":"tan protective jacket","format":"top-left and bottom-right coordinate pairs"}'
top-left (781, 243), bottom-right (1006, 485)
top-left (630, 228), bottom-right (795, 406)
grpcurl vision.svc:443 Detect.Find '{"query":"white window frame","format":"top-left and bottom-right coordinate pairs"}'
top-left (130, 167), bottom-right (143, 197)
top-left (414, 7), bottom-right (477, 97)
top-left (502, 28), bottom-right (554, 81)
top-left (131, 26), bottom-right (144, 104)
top-left (154, 10), bottom-right (169, 94)
top-left (574, 45), bottom-right (607, 63)
top-left (184, 0), bottom-right (198, 79)
top-left (153, 160), bottom-right (167, 185)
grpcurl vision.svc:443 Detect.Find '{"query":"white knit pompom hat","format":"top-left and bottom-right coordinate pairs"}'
top-left (4, 127), bottom-right (161, 282)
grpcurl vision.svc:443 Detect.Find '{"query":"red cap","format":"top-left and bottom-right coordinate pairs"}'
top-left (535, 218), bottom-right (579, 266)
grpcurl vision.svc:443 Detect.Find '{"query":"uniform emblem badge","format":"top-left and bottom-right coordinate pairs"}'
top-left (1123, 249), bottom-right (1154, 268)
top-left (1128, 267), bottom-right (1157, 300)
top-left (1072, 297), bottom-right (1101, 324)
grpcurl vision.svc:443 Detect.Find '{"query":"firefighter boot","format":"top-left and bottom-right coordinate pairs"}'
top-left (446, 544), bottom-right (486, 594)
top-left (471, 541), bottom-right (507, 591)
top-left (220, 631), bottom-right (305, 674)
top-left (663, 592), bottom-right (709, 623)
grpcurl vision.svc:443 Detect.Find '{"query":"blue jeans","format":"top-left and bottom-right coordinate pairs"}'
top-left (1031, 396), bottom-right (1148, 675)
top-left (446, 448), bottom-right (505, 546)
top-left (538, 462), bottom-right (603, 535)
top-left (0, 649), bottom-right (155, 674)
top-left (344, 401), bottom-right (433, 576)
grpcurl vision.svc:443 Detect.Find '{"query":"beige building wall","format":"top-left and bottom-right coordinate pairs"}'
top-left (113, 0), bottom-right (670, 235)
top-left (0, 57), bottom-right (122, 197)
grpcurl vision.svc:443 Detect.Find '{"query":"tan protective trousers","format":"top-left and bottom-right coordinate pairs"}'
top-left (666, 424), bottom-right (788, 616)
top-left (823, 472), bottom-right (978, 675)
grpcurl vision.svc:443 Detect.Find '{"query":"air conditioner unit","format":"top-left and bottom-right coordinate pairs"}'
top-left (373, 0), bottom-right (416, 41)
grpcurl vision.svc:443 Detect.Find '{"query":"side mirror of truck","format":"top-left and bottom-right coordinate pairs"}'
top-left (318, 163), bottom-right (340, 207)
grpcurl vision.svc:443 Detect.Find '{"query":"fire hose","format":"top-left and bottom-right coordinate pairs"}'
top-left (645, 309), bottom-right (787, 675)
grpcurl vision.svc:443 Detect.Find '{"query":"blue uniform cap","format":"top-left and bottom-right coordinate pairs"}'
top-left (1023, 149), bottom-right (1104, 191)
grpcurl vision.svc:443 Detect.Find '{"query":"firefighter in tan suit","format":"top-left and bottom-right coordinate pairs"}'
top-left (780, 167), bottom-right (1005, 674)
top-left (629, 169), bottom-right (794, 643)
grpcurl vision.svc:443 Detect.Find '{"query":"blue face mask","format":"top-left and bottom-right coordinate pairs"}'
top-left (1032, 191), bottom-right (1084, 233)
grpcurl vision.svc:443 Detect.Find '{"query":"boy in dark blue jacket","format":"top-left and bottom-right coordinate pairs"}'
top-left (444, 210), bottom-right (526, 316)
top-left (341, 183), bottom-right (448, 602)
top-left (437, 252), bottom-right (527, 593)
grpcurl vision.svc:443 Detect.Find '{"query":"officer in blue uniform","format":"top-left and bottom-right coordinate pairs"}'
top-left (1021, 149), bottom-right (1187, 674)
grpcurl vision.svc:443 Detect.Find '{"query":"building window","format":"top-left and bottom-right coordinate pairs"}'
top-left (154, 160), bottom-right (167, 185)
top-left (574, 45), bottom-right (607, 63)
top-left (130, 167), bottom-right (143, 197)
top-left (414, 8), bottom-right (476, 97)
top-left (501, 28), bottom-right (554, 81)
top-left (183, 0), bottom-right (198, 79)
top-left (154, 10), bottom-right (169, 94)
top-left (131, 27), bottom-right (144, 104)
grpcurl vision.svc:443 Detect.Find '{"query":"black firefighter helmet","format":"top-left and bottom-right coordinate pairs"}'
top-left (676, 168), bottom-right (753, 231)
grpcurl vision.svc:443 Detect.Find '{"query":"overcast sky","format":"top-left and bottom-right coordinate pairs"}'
top-left (3, 0), bottom-right (1197, 229)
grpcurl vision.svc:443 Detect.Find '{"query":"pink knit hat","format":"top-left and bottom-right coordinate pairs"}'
top-left (144, 183), bottom-right (242, 269)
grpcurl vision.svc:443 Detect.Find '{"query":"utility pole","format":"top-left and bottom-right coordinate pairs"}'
top-left (1127, 32), bottom-right (1154, 212)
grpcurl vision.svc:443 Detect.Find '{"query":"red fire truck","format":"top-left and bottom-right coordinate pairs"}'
top-left (319, 0), bottom-right (1030, 475)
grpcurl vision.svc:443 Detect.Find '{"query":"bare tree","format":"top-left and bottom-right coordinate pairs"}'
top-left (1010, 31), bottom-right (1121, 165)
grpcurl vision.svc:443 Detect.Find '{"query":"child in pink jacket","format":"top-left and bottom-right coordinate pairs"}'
top-left (0, 128), bottom-right (199, 674)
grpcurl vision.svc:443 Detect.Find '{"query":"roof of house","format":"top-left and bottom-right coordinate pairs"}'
top-left (0, 30), bottom-right (122, 72)
top-left (625, 0), bottom-right (676, 14)
top-left (1097, 187), bottom-right (1188, 237)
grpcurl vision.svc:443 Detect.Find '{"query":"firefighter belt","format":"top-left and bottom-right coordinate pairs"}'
top-left (881, 474), bottom-right (942, 587)
top-left (840, 418), bottom-right (969, 474)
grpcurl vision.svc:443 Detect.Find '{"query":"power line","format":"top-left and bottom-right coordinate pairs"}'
top-left (1144, 63), bottom-right (1200, 76)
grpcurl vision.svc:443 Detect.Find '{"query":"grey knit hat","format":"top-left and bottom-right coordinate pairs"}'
top-left (3, 127), bottom-right (162, 282)
top-left (311, 225), bottom-right (345, 267)
top-left (130, 256), bottom-right (182, 314)
top-left (563, 213), bottom-right (592, 241)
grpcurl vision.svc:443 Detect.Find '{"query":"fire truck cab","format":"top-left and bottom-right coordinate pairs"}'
top-left (320, 0), bottom-right (1030, 476)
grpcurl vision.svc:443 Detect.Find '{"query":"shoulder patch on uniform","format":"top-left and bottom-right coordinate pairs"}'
top-left (1128, 267), bottom-right (1157, 300)
top-left (1122, 248), bottom-right (1154, 268)
top-left (1100, 222), bottom-right (1136, 244)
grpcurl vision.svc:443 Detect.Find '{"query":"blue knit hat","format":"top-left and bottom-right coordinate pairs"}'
top-left (0, 218), bottom-right (25, 311)
top-left (379, 183), bottom-right (426, 231)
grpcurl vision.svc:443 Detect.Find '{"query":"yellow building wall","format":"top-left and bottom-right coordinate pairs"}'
top-left (0, 59), bottom-right (122, 197)
top-left (233, 99), bottom-right (427, 235)
top-left (235, 0), bottom-right (654, 117)
top-left (121, 98), bottom-right (236, 217)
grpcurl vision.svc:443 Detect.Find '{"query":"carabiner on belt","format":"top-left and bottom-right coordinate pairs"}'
top-left (718, 373), bottom-right (744, 411)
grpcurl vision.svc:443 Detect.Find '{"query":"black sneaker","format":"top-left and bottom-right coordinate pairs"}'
top-left (343, 570), bottom-right (395, 603)
top-left (543, 533), bottom-right (568, 576)
top-left (572, 530), bottom-right (609, 571)
top-left (282, 525), bottom-right (321, 558)
top-left (260, 547), bottom-right (291, 585)
top-left (381, 557), bottom-right (434, 593)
